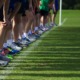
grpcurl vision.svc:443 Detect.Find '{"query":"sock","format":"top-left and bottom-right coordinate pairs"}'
top-left (40, 23), bottom-right (43, 26)
top-left (3, 43), bottom-right (8, 48)
top-left (26, 33), bottom-right (29, 39)
top-left (35, 27), bottom-right (38, 31)
top-left (19, 35), bottom-right (22, 40)
top-left (7, 39), bottom-right (13, 46)
top-left (22, 33), bottom-right (27, 39)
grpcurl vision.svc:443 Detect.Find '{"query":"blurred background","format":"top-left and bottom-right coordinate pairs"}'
top-left (63, 0), bottom-right (80, 9)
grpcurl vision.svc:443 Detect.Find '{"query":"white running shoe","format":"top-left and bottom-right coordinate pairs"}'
top-left (20, 39), bottom-right (28, 45)
top-left (38, 29), bottom-right (44, 35)
top-left (0, 60), bottom-right (9, 66)
top-left (22, 38), bottom-right (31, 44)
top-left (42, 27), bottom-right (49, 31)
top-left (28, 36), bottom-right (36, 42)
top-left (8, 43), bottom-right (22, 51)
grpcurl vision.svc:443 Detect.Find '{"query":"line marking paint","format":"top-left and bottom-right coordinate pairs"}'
top-left (58, 18), bottom-right (68, 26)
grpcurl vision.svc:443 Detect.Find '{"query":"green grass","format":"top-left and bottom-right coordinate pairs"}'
top-left (0, 10), bottom-right (80, 80)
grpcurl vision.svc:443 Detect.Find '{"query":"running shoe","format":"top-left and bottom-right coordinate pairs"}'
top-left (22, 38), bottom-right (31, 44)
top-left (49, 23), bottom-right (54, 27)
top-left (38, 29), bottom-right (44, 35)
top-left (0, 48), bottom-right (10, 56)
top-left (28, 33), bottom-right (40, 39)
top-left (28, 36), bottom-right (36, 42)
top-left (42, 27), bottom-right (49, 31)
top-left (0, 60), bottom-right (9, 67)
top-left (0, 54), bottom-right (10, 61)
top-left (7, 47), bottom-right (19, 53)
top-left (8, 42), bottom-right (22, 51)
top-left (39, 26), bottom-right (44, 31)
top-left (6, 54), bottom-right (13, 60)
top-left (15, 41), bottom-right (28, 48)
top-left (54, 23), bottom-right (57, 26)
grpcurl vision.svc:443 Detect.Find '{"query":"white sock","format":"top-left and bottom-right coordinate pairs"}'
top-left (40, 23), bottom-right (43, 26)
top-left (7, 39), bottom-right (13, 46)
top-left (19, 35), bottom-right (21, 40)
top-left (22, 33), bottom-right (27, 39)
top-left (26, 33), bottom-right (29, 39)
top-left (8, 39), bottom-right (13, 43)
top-left (35, 27), bottom-right (38, 31)
top-left (3, 43), bottom-right (8, 48)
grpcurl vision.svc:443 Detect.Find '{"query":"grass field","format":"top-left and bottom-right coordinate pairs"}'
top-left (0, 10), bottom-right (80, 80)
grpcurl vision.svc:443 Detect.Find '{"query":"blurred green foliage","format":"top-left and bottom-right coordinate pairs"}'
top-left (62, 0), bottom-right (80, 9)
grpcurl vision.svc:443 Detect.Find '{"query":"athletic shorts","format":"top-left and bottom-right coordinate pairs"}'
top-left (18, 0), bottom-right (27, 16)
top-left (8, 0), bottom-right (26, 16)
top-left (40, 10), bottom-right (49, 16)
top-left (25, 0), bottom-right (29, 10)
top-left (35, 7), bottom-right (40, 15)
top-left (9, 0), bottom-right (22, 12)
top-left (52, 1), bottom-right (59, 14)
top-left (55, 0), bottom-right (59, 11)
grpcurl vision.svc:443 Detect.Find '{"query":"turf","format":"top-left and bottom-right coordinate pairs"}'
top-left (0, 10), bottom-right (80, 80)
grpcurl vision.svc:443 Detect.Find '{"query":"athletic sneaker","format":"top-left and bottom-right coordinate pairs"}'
top-left (7, 47), bottom-right (19, 53)
top-left (38, 29), bottom-right (44, 35)
top-left (6, 54), bottom-right (13, 60)
top-left (54, 23), bottom-right (57, 26)
top-left (42, 27), bottom-right (49, 31)
top-left (15, 41), bottom-right (28, 48)
top-left (45, 25), bottom-right (52, 31)
top-left (0, 60), bottom-right (9, 67)
top-left (28, 36), bottom-right (36, 42)
top-left (8, 42), bottom-right (22, 51)
top-left (21, 38), bottom-right (31, 44)
top-left (28, 33), bottom-right (40, 39)
top-left (39, 26), bottom-right (47, 32)
top-left (49, 23), bottom-right (54, 27)
top-left (39, 26), bottom-right (44, 31)
top-left (0, 48), bottom-right (10, 56)
top-left (0, 54), bottom-right (10, 61)
top-left (33, 33), bottom-right (40, 38)
top-left (8, 49), bottom-right (19, 55)
top-left (38, 28), bottom-right (44, 35)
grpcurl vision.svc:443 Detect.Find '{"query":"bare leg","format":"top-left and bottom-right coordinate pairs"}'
top-left (25, 11), bottom-right (34, 33)
top-left (0, 22), bottom-right (8, 49)
top-left (31, 15), bottom-right (36, 33)
top-left (13, 14), bottom-right (22, 42)
top-left (52, 12), bottom-right (57, 24)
